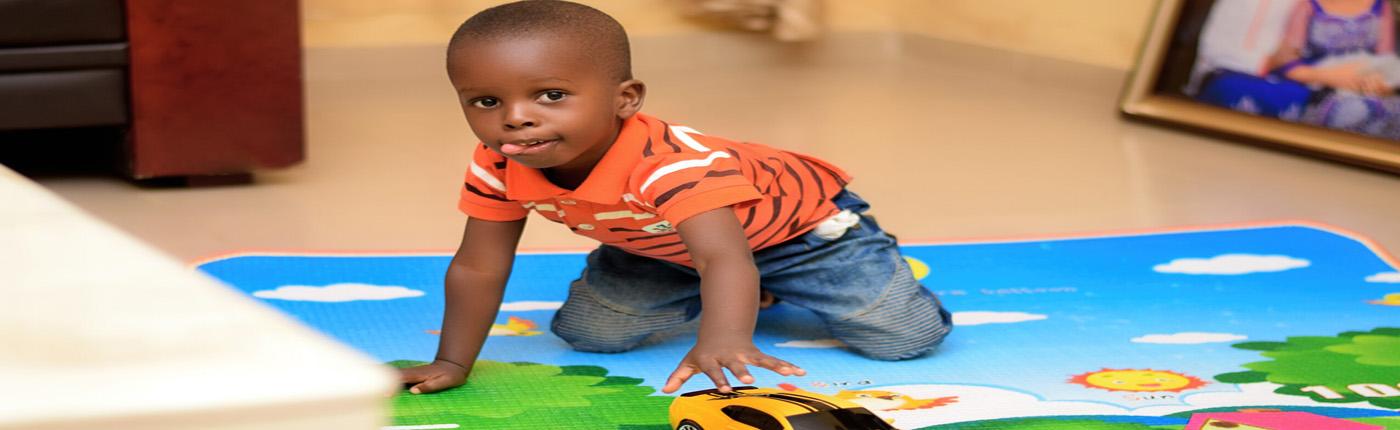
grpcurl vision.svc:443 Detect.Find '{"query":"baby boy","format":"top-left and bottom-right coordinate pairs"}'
top-left (400, 0), bottom-right (952, 396)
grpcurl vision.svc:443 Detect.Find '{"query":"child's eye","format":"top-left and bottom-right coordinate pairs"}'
top-left (471, 97), bottom-right (499, 108)
top-left (538, 91), bottom-right (567, 103)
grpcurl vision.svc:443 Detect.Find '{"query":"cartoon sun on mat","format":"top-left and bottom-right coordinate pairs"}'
top-left (1069, 368), bottom-right (1207, 392)
top-left (776, 383), bottom-right (957, 412)
top-left (904, 256), bottom-right (930, 281)
top-left (424, 316), bottom-right (542, 337)
top-left (1368, 293), bottom-right (1400, 306)
top-left (834, 389), bottom-right (958, 411)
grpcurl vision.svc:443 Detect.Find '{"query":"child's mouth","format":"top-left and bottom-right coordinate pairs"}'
top-left (500, 138), bottom-right (559, 156)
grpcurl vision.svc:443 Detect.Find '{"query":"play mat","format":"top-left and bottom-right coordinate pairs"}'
top-left (197, 221), bottom-right (1400, 429)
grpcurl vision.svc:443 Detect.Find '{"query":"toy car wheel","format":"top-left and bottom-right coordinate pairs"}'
top-left (676, 419), bottom-right (703, 430)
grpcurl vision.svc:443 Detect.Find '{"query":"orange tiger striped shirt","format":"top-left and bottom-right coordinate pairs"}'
top-left (458, 113), bottom-right (852, 266)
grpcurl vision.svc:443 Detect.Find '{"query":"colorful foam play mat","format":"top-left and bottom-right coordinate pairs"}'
top-left (197, 222), bottom-right (1400, 429)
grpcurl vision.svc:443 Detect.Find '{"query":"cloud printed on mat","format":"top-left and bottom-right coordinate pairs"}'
top-left (1366, 271), bottom-right (1400, 283)
top-left (499, 301), bottom-right (563, 311)
top-left (1153, 254), bottom-right (1309, 275)
top-left (1131, 332), bottom-right (1247, 344)
top-left (776, 339), bottom-right (846, 349)
top-left (876, 382), bottom-right (1387, 428)
top-left (252, 283), bottom-right (424, 302)
top-left (952, 311), bottom-right (1047, 326)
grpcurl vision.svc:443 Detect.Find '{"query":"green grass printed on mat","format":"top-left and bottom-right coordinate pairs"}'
top-left (926, 328), bottom-right (1400, 429)
top-left (919, 414), bottom-right (1400, 430)
top-left (384, 326), bottom-right (1400, 429)
top-left (388, 360), bottom-right (672, 428)
top-left (1214, 327), bottom-right (1400, 409)
top-left (919, 418), bottom-right (1172, 429)
top-left (1354, 416), bottom-right (1400, 429)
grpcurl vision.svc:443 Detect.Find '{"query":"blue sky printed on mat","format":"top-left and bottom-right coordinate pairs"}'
top-left (198, 224), bottom-right (1400, 423)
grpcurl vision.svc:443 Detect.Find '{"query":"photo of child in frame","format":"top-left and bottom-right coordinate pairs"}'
top-left (1155, 0), bottom-right (1400, 141)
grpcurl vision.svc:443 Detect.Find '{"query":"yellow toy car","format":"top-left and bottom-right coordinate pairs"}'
top-left (669, 386), bottom-right (898, 430)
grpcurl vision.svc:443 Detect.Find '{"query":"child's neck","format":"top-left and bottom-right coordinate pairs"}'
top-left (1318, 0), bottom-right (1374, 17)
top-left (543, 167), bottom-right (590, 191)
top-left (541, 120), bottom-right (625, 191)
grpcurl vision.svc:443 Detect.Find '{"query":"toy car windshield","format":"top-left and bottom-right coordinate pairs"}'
top-left (785, 407), bottom-right (896, 430)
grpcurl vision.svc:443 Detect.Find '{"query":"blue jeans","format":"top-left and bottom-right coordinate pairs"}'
top-left (550, 191), bottom-right (953, 360)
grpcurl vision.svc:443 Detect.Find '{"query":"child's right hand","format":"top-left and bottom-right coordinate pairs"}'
top-left (660, 340), bottom-right (805, 394)
top-left (399, 359), bottom-right (469, 394)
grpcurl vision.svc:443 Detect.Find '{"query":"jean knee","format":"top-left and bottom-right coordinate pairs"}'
top-left (549, 317), bottom-right (648, 353)
top-left (550, 302), bottom-right (646, 354)
top-left (549, 280), bottom-right (689, 353)
top-left (830, 278), bottom-right (953, 361)
top-left (835, 309), bottom-right (951, 360)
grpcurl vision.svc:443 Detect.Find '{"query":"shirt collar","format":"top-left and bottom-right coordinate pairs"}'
top-left (504, 113), bottom-right (652, 204)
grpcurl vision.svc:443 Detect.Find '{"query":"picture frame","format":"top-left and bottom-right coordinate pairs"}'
top-left (1121, 0), bottom-right (1400, 173)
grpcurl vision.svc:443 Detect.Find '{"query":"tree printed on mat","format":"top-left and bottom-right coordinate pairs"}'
top-left (388, 360), bottom-right (672, 429)
top-left (1215, 327), bottom-right (1400, 409)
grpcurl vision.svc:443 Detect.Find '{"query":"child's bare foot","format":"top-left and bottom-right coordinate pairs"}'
top-left (759, 290), bottom-right (779, 309)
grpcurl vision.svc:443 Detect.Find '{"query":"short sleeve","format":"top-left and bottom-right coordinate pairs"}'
top-left (458, 145), bottom-right (528, 221)
top-left (629, 150), bottom-right (762, 226)
top-left (1380, 2), bottom-right (1395, 55)
top-left (1270, 0), bottom-right (1313, 76)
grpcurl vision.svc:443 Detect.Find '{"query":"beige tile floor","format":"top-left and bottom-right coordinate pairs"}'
top-left (31, 32), bottom-right (1400, 262)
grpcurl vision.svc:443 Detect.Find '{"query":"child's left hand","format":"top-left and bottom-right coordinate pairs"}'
top-left (660, 340), bottom-right (806, 394)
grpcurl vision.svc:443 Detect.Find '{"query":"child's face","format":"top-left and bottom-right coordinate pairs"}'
top-left (447, 36), bottom-right (642, 179)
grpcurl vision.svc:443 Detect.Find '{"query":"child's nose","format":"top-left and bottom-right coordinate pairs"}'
top-left (504, 105), bottom-right (537, 129)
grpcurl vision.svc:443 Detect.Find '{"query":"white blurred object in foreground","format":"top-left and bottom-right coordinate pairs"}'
top-left (0, 165), bottom-right (397, 430)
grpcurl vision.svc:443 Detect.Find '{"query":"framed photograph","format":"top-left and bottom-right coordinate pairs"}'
top-left (1121, 0), bottom-right (1400, 172)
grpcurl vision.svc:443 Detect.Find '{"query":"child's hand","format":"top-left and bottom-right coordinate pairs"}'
top-left (399, 359), bottom-right (469, 394)
top-left (1358, 72), bottom-right (1392, 96)
top-left (660, 341), bottom-right (805, 394)
top-left (1320, 62), bottom-right (1376, 93)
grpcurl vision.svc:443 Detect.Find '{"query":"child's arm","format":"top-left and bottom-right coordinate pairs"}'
top-left (1266, 1), bottom-right (1389, 95)
top-left (400, 217), bottom-right (526, 394)
top-left (660, 207), bottom-right (806, 394)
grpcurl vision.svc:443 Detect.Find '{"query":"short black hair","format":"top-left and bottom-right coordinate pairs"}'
top-left (448, 0), bottom-right (632, 82)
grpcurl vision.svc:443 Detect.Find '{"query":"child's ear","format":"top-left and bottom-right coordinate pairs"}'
top-left (615, 79), bottom-right (646, 119)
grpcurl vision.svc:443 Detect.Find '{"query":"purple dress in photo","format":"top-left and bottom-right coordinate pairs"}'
top-left (1279, 0), bottom-right (1400, 139)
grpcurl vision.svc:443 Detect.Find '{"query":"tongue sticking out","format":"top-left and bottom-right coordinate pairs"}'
top-left (501, 142), bottom-right (529, 155)
top-left (500, 139), bottom-right (553, 156)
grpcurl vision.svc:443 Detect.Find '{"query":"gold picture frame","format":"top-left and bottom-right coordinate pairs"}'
top-left (1121, 0), bottom-right (1400, 173)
